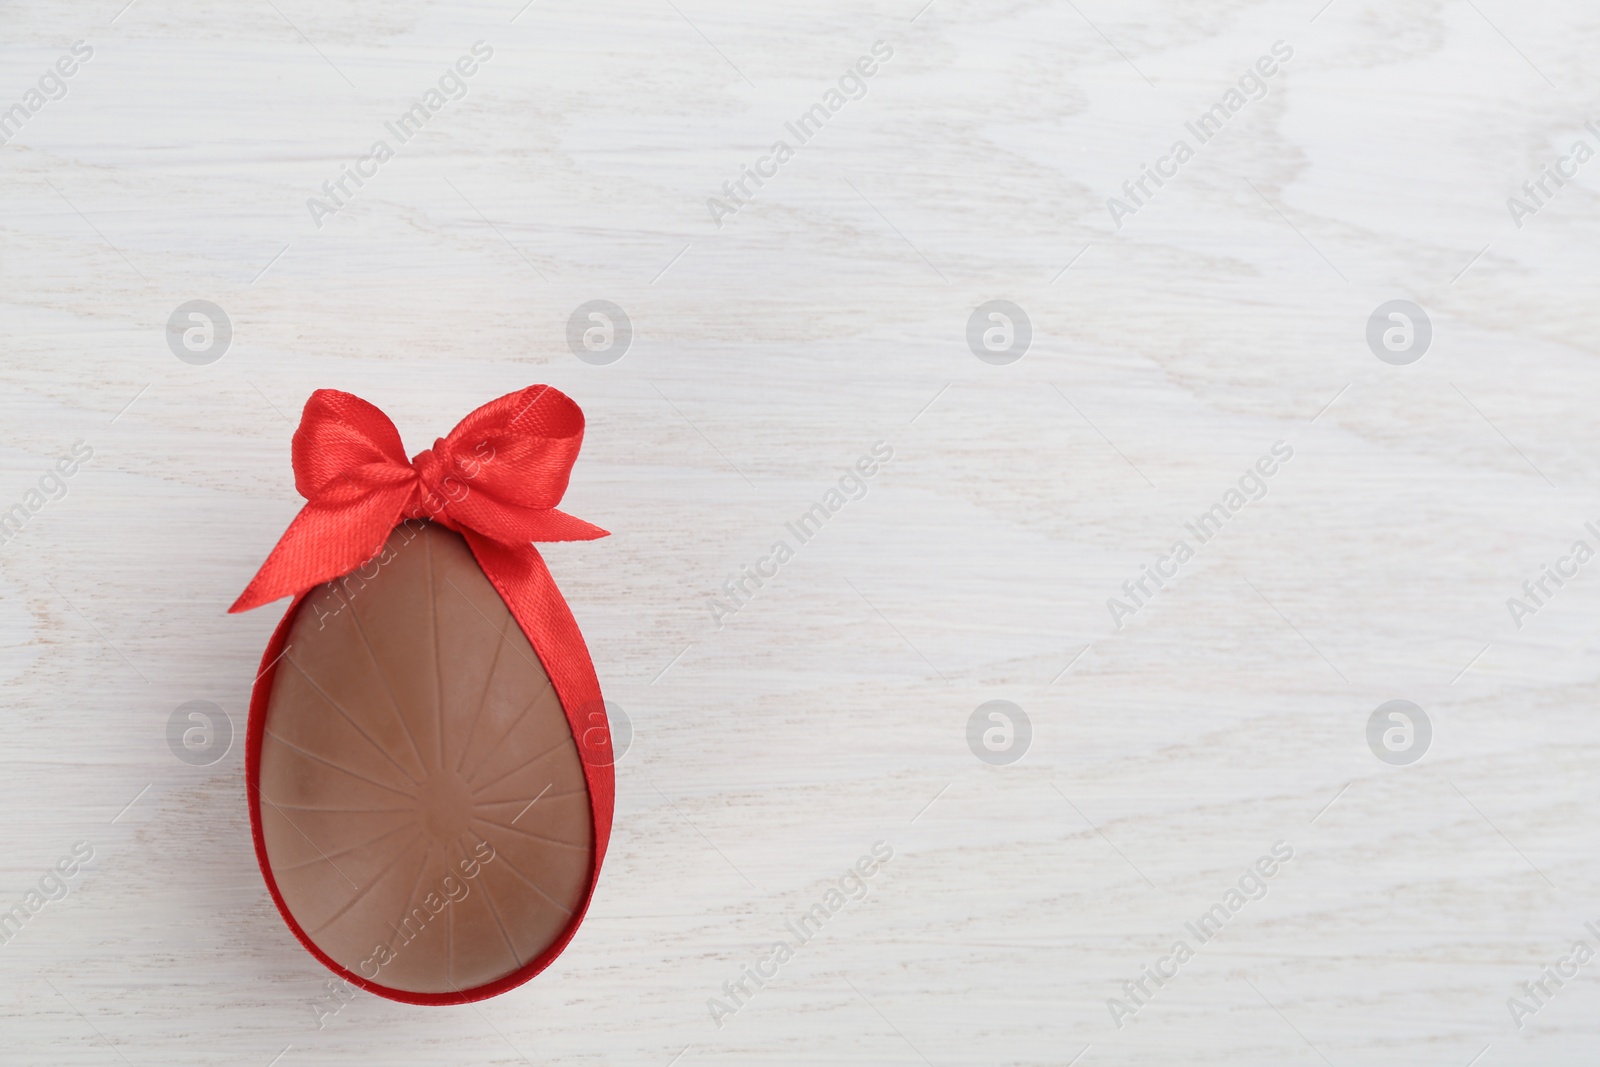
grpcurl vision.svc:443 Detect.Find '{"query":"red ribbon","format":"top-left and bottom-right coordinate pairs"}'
top-left (231, 385), bottom-right (607, 612)
top-left (233, 384), bottom-right (614, 1004)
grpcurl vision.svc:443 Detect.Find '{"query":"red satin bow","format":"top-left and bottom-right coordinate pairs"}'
top-left (235, 384), bottom-right (614, 1004)
top-left (232, 385), bottom-right (607, 612)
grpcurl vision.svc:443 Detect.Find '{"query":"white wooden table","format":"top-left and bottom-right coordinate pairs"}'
top-left (3, 0), bottom-right (1599, 1063)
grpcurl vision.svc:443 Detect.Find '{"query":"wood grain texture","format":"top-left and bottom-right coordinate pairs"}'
top-left (2, 0), bottom-right (1599, 1064)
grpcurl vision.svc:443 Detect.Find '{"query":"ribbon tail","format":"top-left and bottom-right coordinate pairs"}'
top-left (534, 508), bottom-right (609, 541)
top-left (230, 488), bottom-right (414, 613)
top-left (445, 497), bottom-right (611, 545)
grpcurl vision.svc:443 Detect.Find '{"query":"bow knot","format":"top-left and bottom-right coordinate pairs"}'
top-left (231, 385), bottom-right (607, 613)
top-left (402, 443), bottom-right (459, 526)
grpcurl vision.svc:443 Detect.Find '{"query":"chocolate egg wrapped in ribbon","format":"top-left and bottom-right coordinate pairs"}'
top-left (231, 386), bottom-right (614, 1004)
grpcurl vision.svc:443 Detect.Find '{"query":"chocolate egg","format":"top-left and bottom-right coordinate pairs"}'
top-left (255, 520), bottom-right (595, 996)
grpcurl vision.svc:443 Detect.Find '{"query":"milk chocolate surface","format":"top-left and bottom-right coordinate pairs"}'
top-left (258, 521), bottom-right (594, 994)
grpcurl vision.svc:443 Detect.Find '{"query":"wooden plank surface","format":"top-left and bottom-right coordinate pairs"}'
top-left (3, 0), bottom-right (1599, 1063)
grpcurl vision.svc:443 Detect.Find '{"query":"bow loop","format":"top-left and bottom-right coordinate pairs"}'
top-left (436, 385), bottom-right (587, 510)
top-left (230, 385), bottom-right (606, 613)
top-left (290, 390), bottom-right (411, 499)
